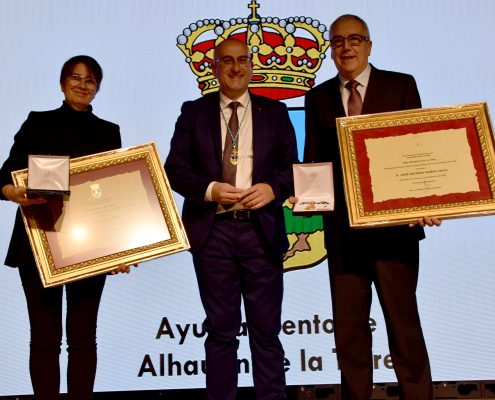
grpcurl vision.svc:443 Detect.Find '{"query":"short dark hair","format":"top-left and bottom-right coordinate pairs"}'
top-left (330, 14), bottom-right (370, 39)
top-left (60, 55), bottom-right (103, 90)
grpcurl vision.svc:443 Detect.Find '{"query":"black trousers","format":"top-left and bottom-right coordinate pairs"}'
top-left (192, 218), bottom-right (286, 400)
top-left (328, 241), bottom-right (432, 400)
top-left (18, 263), bottom-right (106, 400)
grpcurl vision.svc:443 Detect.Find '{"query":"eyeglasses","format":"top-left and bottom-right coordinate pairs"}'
top-left (68, 74), bottom-right (98, 89)
top-left (214, 56), bottom-right (252, 68)
top-left (330, 34), bottom-right (369, 49)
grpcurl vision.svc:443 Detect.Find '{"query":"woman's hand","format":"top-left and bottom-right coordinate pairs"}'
top-left (111, 264), bottom-right (139, 275)
top-left (2, 184), bottom-right (47, 206)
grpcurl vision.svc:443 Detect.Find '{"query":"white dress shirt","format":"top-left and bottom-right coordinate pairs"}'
top-left (339, 64), bottom-right (371, 116)
top-left (205, 90), bottom-right (253, 210)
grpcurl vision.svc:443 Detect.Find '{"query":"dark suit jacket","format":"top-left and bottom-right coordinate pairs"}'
top-left (165, 91), bottom-right (298, 256)
top-left (0, 102), bottom-right (121, 268)
top-left (304, 66), bottom-right (425, 257)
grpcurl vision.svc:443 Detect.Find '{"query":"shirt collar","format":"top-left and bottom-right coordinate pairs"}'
top-left (339, 63), bottom-right (372, 89)
top-left (62, 100), bottom-right (93, 114)
top-left (219, 90), bottom-right (250, 110)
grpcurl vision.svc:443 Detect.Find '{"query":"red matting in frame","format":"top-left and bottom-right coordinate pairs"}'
top-left (353, 117), bottom-right (492, 212)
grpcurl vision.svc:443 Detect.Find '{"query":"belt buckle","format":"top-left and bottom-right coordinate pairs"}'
top-left (233, 209), bottom-right (250, 220)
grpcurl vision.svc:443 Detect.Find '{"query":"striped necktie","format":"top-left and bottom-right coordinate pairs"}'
top-left (346, 80), bottom-right (363, 116)
top-left (222, 101), bottom-right (240, 186)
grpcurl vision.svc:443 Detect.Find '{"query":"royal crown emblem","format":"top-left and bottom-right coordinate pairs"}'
top-left (176, 0), bottom-right (331, 100)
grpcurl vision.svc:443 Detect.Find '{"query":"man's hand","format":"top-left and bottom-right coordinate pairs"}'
top-left (239, 183), bottom-right (275, 210)
top-left (211, 182), bottom-right (243, 205)
top-left (288, 196), bottom-right (298, 205)
top-left (409, 216), bottom-right (442, 228)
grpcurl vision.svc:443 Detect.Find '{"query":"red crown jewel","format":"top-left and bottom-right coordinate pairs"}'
top-left (177, 0), bottom-right (331, 100)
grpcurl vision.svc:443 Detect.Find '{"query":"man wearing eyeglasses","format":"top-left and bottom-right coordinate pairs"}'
top-left (165, 38), bottom-right (298, 400)
top-left (304, 14), bottom-right (439, 400)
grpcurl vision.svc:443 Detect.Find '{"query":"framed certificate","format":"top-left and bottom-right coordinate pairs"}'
top-left (12, 143), bottom-right (190, 287)
top-left (336, 102), bottom-right (495, 228)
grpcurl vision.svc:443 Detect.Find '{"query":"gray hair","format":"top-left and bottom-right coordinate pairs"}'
top-left (330, 14), bottom-right (370, 39)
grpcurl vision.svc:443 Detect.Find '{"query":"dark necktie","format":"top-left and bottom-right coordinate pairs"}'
top-left (345, 80), bottom-right (363, 116)
top-left (222, 101), bottom-right (240, 186)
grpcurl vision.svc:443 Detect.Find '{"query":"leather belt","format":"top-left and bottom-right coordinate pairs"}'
top-left (217, 209), bottom-right (252, 220)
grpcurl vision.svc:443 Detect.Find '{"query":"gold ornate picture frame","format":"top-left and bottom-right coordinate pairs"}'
top-left (12, 143), bottom-right (189, 287)
top-left (336, 102), bottom-right (495, 228)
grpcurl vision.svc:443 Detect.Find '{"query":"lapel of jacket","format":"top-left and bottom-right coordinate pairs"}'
top-left (361, 65), bottom-right (383, 114)
top-left (206, 92), bottom-right (223, 166)
top-left (328, 75), bottom-right (345, 117)
top-left (250, 93), bottom-right (265, 183)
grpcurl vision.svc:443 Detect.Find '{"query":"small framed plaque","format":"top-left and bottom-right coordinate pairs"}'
top-left (336, 102), bottom-right (495, 228)
top-left (27, 155), bottom-right (70, 197)
top-left (293, 162), bottom-right (334, 214)
top-left (12, 143), bottom-right (190, 287)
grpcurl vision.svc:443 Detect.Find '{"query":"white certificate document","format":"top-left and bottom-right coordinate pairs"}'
top-left (366, 128), bottom-right (480, 203)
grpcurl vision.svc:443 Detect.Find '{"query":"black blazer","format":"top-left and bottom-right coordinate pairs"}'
top-left (304, 66), bottom-right (425, 256)
top-left (0, 102), bottom-right (121, 268)
top-left (165, 91), bottom-right (298, 255)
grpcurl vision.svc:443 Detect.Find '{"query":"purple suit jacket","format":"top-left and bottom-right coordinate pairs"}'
top-left (165, 91), bottom-right (298, 255)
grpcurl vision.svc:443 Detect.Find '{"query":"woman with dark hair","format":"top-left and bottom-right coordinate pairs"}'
top-left (0, 55), bottom-right (125, 400)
